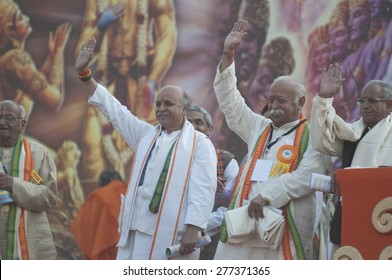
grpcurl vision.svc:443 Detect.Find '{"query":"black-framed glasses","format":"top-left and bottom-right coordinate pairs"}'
top-left (0, 115), bottom-right (23, 123)
top-left (356, 98), bottom-right (390, 105)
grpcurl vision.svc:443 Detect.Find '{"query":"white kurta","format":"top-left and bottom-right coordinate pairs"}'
top-left (212, 62), bottom-right (328, 260)
top-left (311, 95), bottom-right (392, 167)
top-left (88, 84), bottom-right (217, 260)
top-left (206, 157), bottom-right (239, 237)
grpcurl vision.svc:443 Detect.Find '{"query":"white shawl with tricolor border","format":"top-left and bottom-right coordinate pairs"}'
top-left (117, 121), bottom-right (197, 259)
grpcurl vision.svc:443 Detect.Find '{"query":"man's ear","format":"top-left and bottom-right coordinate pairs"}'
top-left (19, 119), bottom-right (27, 133)
top-left (207, 125), bottom-right (213, 135)
top-left (386, 100), bottom-right (392, 112)
top-left (298, 96), bottom-right (305, 109)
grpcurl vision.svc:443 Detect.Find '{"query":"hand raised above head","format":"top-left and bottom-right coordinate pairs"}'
top-left (75, 37), bottom-right (96, 74)
top-left (220, 19), bottom-right (248, 72)
top-left (97, 2), bottom-right (125, 32)
top-left (319, 63), bottom-right (345, 98)
top-left (223, 19), bottom-right (248, 53)
top-left (48, 23), bottom-right (73, 55)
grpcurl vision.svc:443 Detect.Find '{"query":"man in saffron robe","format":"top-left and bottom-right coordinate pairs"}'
top-left (0, 100), bottom-right (57, 260)
top-left (71, 170), bottom-right (126, 260)
top-left (75, 37), bottom-right (217, 260)
top-left (213, 20), bottom-right (328, 260)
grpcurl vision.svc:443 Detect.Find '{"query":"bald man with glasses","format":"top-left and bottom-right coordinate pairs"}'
top-left (310, 63), bottom-right (392, 257)
top-left (0, 100), bottom-right (57, 259)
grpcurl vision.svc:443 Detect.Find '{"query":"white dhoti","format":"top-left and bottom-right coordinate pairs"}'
top-left (117, 230), bottom-right (200, 260)
top-left (214, 241), bottom-right (279, 260)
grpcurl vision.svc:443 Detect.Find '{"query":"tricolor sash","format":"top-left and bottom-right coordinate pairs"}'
top-left (5, 134), bottom-right (34, 260)
top-left (117, 120), bottom-right (198, 259)
top-left (220, 116), bottom-right (309, 259)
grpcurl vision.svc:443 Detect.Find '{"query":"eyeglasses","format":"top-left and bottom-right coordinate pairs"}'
top-left (356, 98), bottom-right (390, 105)
top-left (0, 115), bottom-right (23, 123)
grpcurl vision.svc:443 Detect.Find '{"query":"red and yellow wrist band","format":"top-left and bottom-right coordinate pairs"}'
top-left (77, 68), bottom-right (92, 82)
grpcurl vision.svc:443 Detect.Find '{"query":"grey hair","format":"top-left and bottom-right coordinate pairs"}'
top-left (18, 104), bottom-right (26, 119)
top-left (271, 76), bottom-right (306, 101)
top-left (188, 105), bottom-right (213, 127)
top-left (0, 100), bottom-right (26, 118)
top-left (365, 80), bottom-right (392, 99)
top-left (182, 90), bottom-right (192, 111)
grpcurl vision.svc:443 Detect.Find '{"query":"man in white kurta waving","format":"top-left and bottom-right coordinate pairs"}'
top-left (311, 63), bottom-right (392, 257)
top-left (212, 20), bottom-right (328, 260)
top-left (75, 37), bottom-right (217, 260)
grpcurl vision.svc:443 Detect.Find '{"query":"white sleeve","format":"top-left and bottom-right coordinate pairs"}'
top-left (205, 207), bottom-right (227, 237)
top-left (224, 158), bottom-right (239, 183)
top-left (88, 84), bottom-right (153, 149)
top-left (184, 136), bottom-right (217, 229)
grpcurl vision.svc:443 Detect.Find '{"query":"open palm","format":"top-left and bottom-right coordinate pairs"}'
top-left (223, 19), bottom-right (248, 52)
top-left (319, 63), bottom-right (345, 98)
top-left (75, 37), bottom-right (96, 73)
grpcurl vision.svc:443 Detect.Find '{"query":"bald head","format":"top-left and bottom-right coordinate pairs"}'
top-left (159, 85), bottom-right (192, 110)
top-left (0, 100), bottom-right (24, 117)
top-left (0, 100), bottom-right (27, 148)
top-left (155, 85), bottom-right (191, 133)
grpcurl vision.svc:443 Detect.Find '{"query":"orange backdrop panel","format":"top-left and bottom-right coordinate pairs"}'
top-left (336, 167), bottom-right (392, 260)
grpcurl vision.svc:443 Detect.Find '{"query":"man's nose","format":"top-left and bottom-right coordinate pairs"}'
top-left (269, 99), bottom-right (279, 108)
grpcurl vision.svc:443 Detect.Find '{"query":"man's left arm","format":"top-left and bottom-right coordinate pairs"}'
top-left (180, 136), bottom-right (217, 254)
top-left (11, 146), bottom-right (57, 212)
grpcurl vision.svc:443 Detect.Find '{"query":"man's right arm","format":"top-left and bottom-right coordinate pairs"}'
top-left (218, 20), bottom-right (248, 73)
top-left (75, 37), bottom-right (152, 148)
top-left (88, 84), bottom-right (152, 149)
top-left (310, 63), bottom-right (353, 156)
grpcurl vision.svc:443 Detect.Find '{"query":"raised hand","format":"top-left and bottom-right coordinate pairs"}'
top-left (75, 37), bottom-right (96, 74)
top-left (223, 19), bottom-right (248, 53)
top-left (97, 2), bottom-right (125, 32)
top-left (220, 19), bottom-right (248, 72)
top-left (319, 63), bottom-right (345, 98)
top-left (48, 23), bottom-right (73, 56)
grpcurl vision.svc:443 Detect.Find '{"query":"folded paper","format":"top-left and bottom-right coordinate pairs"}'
top-left (224, 205), bottom-right (285, 249)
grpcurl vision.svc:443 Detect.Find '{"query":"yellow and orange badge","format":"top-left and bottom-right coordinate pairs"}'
top-left (269, 145), bottom-right (298, 176)
top-left (31, 169), bottom-right (43, 185)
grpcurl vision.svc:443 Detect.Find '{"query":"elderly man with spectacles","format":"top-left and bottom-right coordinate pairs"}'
top-left (310, 63), bottom-right (392, 257)
top-left (0, 100), bottom-right (57, 260)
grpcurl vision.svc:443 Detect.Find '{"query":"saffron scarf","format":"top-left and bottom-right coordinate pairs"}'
top-left (220, 116), bottom-right (309, 259)
top-left (5, 134), bottom-right (34, 260)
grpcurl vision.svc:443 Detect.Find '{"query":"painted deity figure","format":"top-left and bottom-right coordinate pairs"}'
top-left (0, 0), bottom-right (71, 123)
top-left (247, 37), bottom-right (295, 114)
top-left (356, 0), bottom-right (392, 83)
top-left (75, 0), bottom-right (177, 181)
top-left (210, 0), bottom-right (270, 161)
top-left (305, 25), bottom-right (330, 116)
top-left (327, 0), bottom-right (351, 120)
top-left (342, 0), bottom-right (372, 121)
top-left (55, 140), bottom-right (84, 217)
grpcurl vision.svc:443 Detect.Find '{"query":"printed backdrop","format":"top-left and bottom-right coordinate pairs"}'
top-left (1, 0), bottom-right (391, 259)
